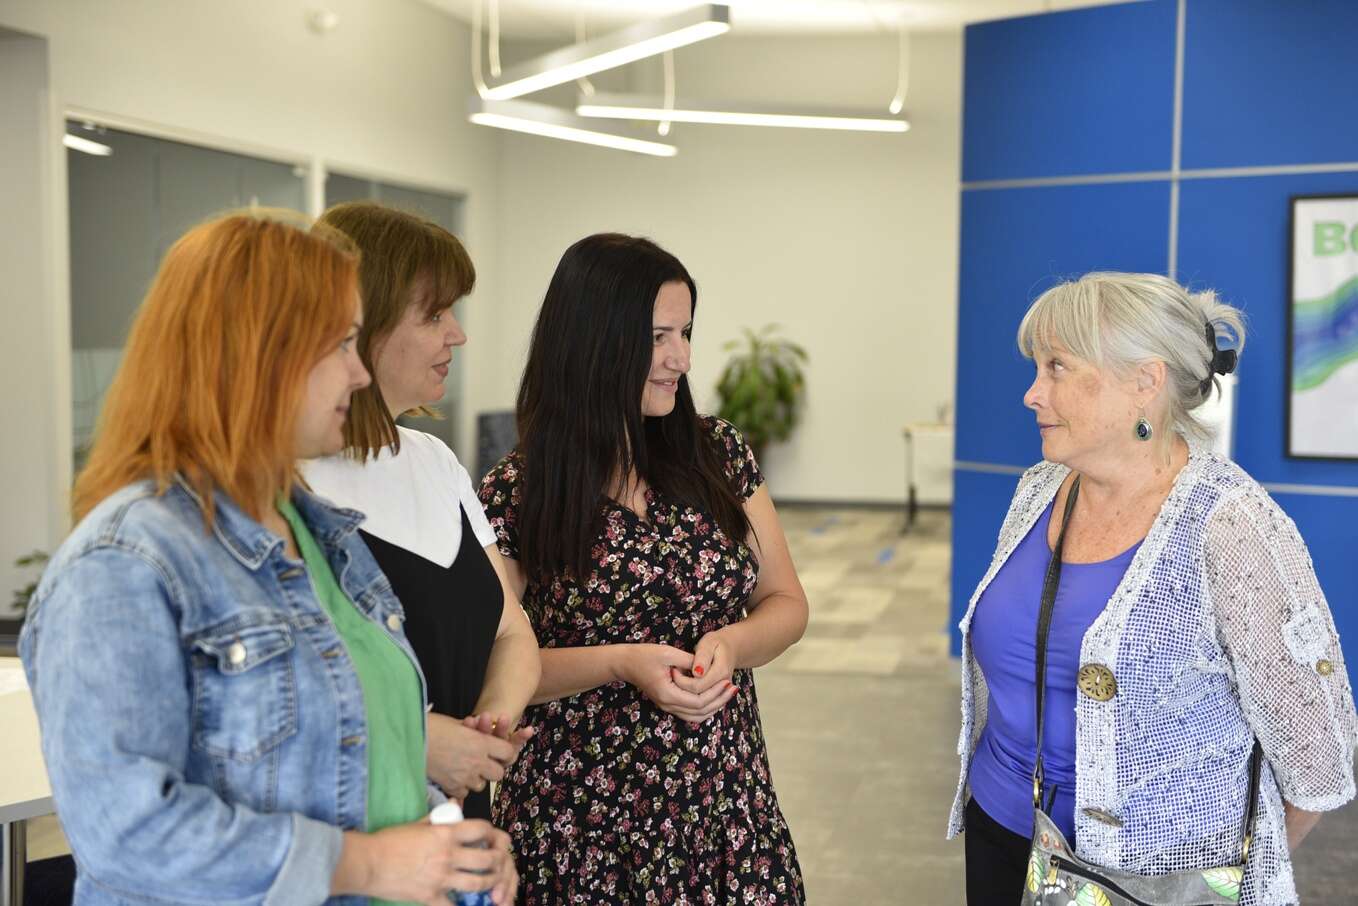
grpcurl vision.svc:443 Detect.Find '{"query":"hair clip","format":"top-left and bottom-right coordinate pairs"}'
top-left (1204, 322), bottom-right (1237, 376)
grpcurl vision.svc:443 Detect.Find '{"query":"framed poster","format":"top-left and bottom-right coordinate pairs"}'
top-left (1288, 194), bottom-right (1358, 459)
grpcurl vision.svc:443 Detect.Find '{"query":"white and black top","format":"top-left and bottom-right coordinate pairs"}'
top-left (302, 426), bottom-right (504, 818)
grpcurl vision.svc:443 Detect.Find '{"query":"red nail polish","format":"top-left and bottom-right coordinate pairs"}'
top-left (694, 665), bottom-right (704, 676)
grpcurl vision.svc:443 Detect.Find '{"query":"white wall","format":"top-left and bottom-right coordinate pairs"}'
top-left (489, 32), bottom-right (962, 502)
top-left (0, 8), bottom-right (964, 610)
top-left (0, 28), bottom-right (63, 615)
top-left (0, 0), bottom-right (501, 610)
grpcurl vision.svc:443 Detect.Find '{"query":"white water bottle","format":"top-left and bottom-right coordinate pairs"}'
top-left (428, 802), bottom-right (495, 906)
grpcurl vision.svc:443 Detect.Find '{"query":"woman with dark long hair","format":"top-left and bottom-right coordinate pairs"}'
top-left (478, 233), bottom-right (809, 903)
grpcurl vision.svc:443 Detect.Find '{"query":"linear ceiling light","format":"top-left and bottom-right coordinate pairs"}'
top-left (481, 4), bottom-right (730, 101)
top-left (468, 97), bottom-right (677, 157)
top-left (577, 93), bottom-right (910, 133)
top-left (63, 134), bottom-right (113, 156)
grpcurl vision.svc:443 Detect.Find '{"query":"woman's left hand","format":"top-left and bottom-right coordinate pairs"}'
top-left (674, 629), bottom-right (737, 697)
top-left (463, 712), bottom-right (535, 751)
top-left (425, 713), bottom-right (525, 801)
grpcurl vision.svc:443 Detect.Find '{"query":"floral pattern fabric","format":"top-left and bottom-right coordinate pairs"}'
top-left (478, 417), bottom-right (805, 905)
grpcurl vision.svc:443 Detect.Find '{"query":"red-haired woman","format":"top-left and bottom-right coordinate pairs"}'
top-left (19, 210), bottom-right (517, 905)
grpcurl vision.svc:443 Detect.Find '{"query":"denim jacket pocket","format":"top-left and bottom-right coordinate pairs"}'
top-left (189, 620), bottom-right (299, 762)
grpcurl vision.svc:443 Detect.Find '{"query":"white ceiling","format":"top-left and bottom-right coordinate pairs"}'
top-left (418, 0), bottom-right (1135, 39)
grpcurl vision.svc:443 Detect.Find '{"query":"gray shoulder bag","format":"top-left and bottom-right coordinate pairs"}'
top-left (1019, 476), bottom-right (1261, 906)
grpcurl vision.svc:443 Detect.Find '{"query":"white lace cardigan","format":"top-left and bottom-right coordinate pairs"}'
top-left (948, 447), bottom-right (1358, 905)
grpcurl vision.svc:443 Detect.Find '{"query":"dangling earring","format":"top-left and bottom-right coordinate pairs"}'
top-left (1134, 408), bottom-right (1153, 442)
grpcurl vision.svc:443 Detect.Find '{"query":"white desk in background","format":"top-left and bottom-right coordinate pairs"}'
top-left (0, 656), bottom-right (53, 906)
top-left (901, 422), bottom-right (954, 532)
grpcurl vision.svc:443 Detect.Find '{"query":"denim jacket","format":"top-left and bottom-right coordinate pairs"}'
top-left (19, 477), bottom-right (427, 906)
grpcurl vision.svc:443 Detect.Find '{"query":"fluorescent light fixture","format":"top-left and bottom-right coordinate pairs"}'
top-left (577, 93), bottom-right (910, 133)
top-left (468, 97), bottom-right (677, 157)
top-left (482, 4), bottom-right (730, 101)
top-left (63, 134), bottom-right (113, 156)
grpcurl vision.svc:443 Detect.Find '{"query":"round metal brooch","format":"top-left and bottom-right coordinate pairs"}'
top-left (1077, 663), bottom-right (1118, 701)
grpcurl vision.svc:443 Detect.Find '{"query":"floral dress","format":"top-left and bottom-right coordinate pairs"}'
top-left (478, 417), bottom-right (805, 905)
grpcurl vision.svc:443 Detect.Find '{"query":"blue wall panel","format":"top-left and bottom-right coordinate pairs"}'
top-left (1181, 0), bottom-right (1358, 170)
top-left (956, 181), bottom-right (1172, 467)
top-left (949, 469), bottom-right (1025, 657)
top-left (1178, 172), bottom-right (1358, 692)
top-left (955, 1), bottom-right (1358, 686)
top-left (962, 0), bottom-right (1176, 183)
top-left (1177, 171), bottom-right (1358, 487)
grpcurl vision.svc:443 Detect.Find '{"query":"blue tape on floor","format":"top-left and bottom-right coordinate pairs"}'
top-left (810, 516), bottom-right (841, 535)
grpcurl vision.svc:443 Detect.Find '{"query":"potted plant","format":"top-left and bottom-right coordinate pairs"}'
top-left (713, 324), bottom-right (808, 462)
top-left (11, 550), bottom-right (48, 614)
top-left (3, 551), bottom-right (45, 654)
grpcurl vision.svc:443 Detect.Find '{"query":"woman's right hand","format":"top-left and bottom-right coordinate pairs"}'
top-left (616, 643), bottom-right (736, 723)
top-left (427, 712), bottom-right (524, 801)
top-left (332, 817), bottom-right (518, 905)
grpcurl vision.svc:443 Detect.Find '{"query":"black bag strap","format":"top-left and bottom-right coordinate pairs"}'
top-left (1240, 739), bottom-right (1263, 863)
top-left (1030, 473), bottom-right (1265, 866)
top-left (1032, 475), bottom-right (1081, 807)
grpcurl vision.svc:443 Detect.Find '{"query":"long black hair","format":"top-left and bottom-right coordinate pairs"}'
top-left (515, 233), bottom-right (752, 582)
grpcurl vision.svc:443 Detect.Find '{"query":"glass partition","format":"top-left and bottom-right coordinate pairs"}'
top-left (66, 121), bottom-right (307, 468)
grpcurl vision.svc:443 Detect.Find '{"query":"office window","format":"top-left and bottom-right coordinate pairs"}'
top-left (67, 121), bottom-right (307, 465)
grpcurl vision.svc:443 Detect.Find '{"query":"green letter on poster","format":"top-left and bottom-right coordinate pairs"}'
top-left (1314, 221), bottom-right (1348, 256)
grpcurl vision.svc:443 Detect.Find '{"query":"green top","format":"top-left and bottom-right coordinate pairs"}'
top-left (278, 499), bottom-right (427, 905)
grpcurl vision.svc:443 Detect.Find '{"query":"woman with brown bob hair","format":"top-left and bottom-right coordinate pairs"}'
top-left (20, 209), bottom-right (517, 905)
top-left (303, 202), bottom-right (540, 820)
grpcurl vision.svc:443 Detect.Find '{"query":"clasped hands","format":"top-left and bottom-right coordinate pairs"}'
top-left (427, 710), bottom-right (534, 802)
top-left (620, 629), bottom-right (739, 724)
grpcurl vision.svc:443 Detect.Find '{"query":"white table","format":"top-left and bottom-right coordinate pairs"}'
top-left (901, 422), bottom-right (955, 531)
top-left (0, 657), bottom-right (53, 906)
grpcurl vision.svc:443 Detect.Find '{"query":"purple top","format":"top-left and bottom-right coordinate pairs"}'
top-left (968, 498), bottom-right (1140, 842)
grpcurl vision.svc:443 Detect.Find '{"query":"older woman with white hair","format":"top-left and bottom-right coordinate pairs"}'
top-left (949, 272), bottom-right (1357, 905)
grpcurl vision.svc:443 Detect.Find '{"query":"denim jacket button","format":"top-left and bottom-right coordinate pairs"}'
top-left (227, 641), bottom-right (247, 666)
top-left (385, 613), bottom-right (401, 632)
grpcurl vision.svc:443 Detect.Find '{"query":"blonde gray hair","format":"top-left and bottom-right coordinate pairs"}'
top-left (1017, 272), bottom-right (1246, 442)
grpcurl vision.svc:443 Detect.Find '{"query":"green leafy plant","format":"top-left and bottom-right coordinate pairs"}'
top-left (714, 324), bottom-right (808, 460)
top-left (12, 550), bottom-right (49, 614)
